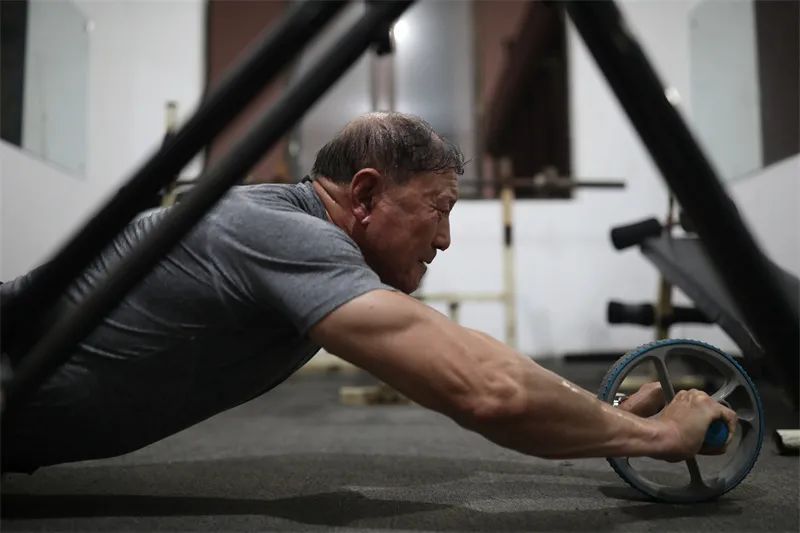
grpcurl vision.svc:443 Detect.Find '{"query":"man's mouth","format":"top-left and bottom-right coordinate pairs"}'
top-left (420, 254), bottom-right (436, 266)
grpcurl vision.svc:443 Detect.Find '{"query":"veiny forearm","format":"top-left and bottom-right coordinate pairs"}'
top-left (460, 330), bottom-right (669, 459)
top-left (312, 291), bottom-right (671, 460)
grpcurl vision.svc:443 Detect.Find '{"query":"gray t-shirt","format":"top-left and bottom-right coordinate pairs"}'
top-left (2, 181), bottom-right (392, 470)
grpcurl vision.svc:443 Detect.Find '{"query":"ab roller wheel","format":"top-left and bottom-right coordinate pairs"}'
top-left (598, 339), bottom-right (765, 503)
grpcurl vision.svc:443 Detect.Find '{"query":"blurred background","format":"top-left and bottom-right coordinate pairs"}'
top-left (1, 0), bottom-right (797, 360)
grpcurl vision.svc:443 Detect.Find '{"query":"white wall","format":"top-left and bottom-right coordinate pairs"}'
top-left (690, 0), bottom-right (762, 180)
top-left (729, 156), bottom-right (799, 275)
top-left (1, 0), bottom-right (204, 279)
top-left (22, 0), bottom-right (89, 175)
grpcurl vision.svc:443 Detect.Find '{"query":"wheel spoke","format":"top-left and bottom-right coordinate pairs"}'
top-left (712, 379), bottom-right (740, 403)
top-left (650, 355), bottom-right (677, 403)
top-left (686, 458), bottom-right (706, 487)
top-left (737, 415), bottom-right (755, 446)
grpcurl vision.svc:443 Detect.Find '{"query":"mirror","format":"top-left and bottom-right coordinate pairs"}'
top-left (1, 0), bottom-right (90, 176)
top-left (689, 0), bottom-right (799, 182)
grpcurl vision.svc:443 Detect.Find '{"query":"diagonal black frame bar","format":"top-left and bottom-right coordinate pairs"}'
top-left (1, 0), bottom-right (347, 358)
top-left (5, 0), bottom-right (413, 408)
top-left (563, 0), bottom-right (798, 401)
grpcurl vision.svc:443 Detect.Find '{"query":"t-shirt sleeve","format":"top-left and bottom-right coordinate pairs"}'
top-left (206, 202), bottom-right (394, 335)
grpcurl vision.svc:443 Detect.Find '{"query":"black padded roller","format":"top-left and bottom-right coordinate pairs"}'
top-left (669, 306), bottom-right (713, 324)
top-left (608, 300), bottom-right (714, 327)
top-left (610, 218), bottom-right (662, 250)
top-left (679, 210), bottom-right (696, 234)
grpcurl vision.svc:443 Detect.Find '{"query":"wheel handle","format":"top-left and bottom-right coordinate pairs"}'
top-left (704, 419), bottom-right (729, 449)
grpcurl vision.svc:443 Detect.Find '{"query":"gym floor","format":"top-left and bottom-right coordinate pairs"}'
top-left (2, 359), bottom-right (798, 532)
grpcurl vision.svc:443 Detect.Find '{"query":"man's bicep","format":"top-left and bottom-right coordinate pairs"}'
top-left (309, 289), bottom-right (432, 371)
top-left (309, 290), bottom-right (477, 416)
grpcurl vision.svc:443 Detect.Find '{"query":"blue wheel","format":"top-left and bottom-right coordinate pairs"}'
top-left (597, 339), bottom-right (764, 503)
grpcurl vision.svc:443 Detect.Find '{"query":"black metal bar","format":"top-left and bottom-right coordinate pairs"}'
top-left (564, 0), bottom-right (798, 400)
top-left (501, 178), bottom-right (625, 189)
top-left (573, 181), bottom-right (625, 189)
top-left (1, 0), bottom-right (347, 356)
top-left (5, 0), bottom-right (413, 408)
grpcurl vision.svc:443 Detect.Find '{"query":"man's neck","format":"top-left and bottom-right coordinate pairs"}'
top-left (312, 178), bottom-right (356, 236)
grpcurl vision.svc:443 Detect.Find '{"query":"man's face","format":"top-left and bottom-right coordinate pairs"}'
top-left (358, 170), bottom-right (458, 293)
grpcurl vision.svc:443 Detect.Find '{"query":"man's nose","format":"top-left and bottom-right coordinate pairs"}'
top-left (433, 218), bottom-right (451, 251)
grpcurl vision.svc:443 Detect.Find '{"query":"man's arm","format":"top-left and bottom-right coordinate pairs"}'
top-left (309, 290), bottom-right (736, 460)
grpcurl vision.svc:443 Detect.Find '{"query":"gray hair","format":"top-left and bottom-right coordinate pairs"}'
top-left (310, 112), bottom-right (465, 184)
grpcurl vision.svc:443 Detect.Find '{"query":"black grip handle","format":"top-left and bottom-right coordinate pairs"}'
top-left (608, 301), bottom-right (655, 326)
top-left (704, 419), bottom-right (729, 449)
top-left (610, 217), bottom-right (662, 250)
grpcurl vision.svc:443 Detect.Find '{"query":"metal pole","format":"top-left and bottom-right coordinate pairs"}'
top-left (564, 0), bottom-right (798, 400)
top-left (497, 157), bottom-right (517, 349)
top-left (1, 1), bottom-right (347, 357)
top-left (655, 196), bottom-right (676, 340)
top-left (5, 0), bottom-right (414, 408)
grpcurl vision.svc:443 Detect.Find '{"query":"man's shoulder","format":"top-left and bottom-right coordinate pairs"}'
top-left (204, 183), bottom-right (361, 263)
top-left (224, 182), bottom-right (326, 219)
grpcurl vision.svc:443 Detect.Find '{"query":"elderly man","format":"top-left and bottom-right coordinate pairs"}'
top-left (1, 112), bottom-right (735, 473)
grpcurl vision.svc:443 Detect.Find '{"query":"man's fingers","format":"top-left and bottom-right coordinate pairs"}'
top-left (699, 398), bottom-right (737, 454)
top-left (704, 393), bottom-right (737, 437)
top-left (720, 404), bottom-right (738, 444)
top-left (618, 381), bottom-right (667, 418)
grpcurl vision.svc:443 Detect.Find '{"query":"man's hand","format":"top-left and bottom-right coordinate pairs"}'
top-left (617, 383), bottom-right (738, 461)
top-left (649, 389), bottom-right (737, 462)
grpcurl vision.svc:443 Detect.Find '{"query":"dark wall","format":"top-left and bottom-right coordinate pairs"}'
top-left (1, 0), bottom-right (28, 146)
top-left (206, 0), bottom-right (291, 183)
top-left (478, 1), bottom-right (571, 198)
top-left (755, 0), bottom-right (799, 167)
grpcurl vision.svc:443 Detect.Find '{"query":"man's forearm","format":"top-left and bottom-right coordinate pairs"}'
top-left (461, 330), bottom-right (671, 460)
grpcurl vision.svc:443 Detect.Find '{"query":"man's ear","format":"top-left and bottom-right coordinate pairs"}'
top-left (350, 168), bottom-right (384, 224)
